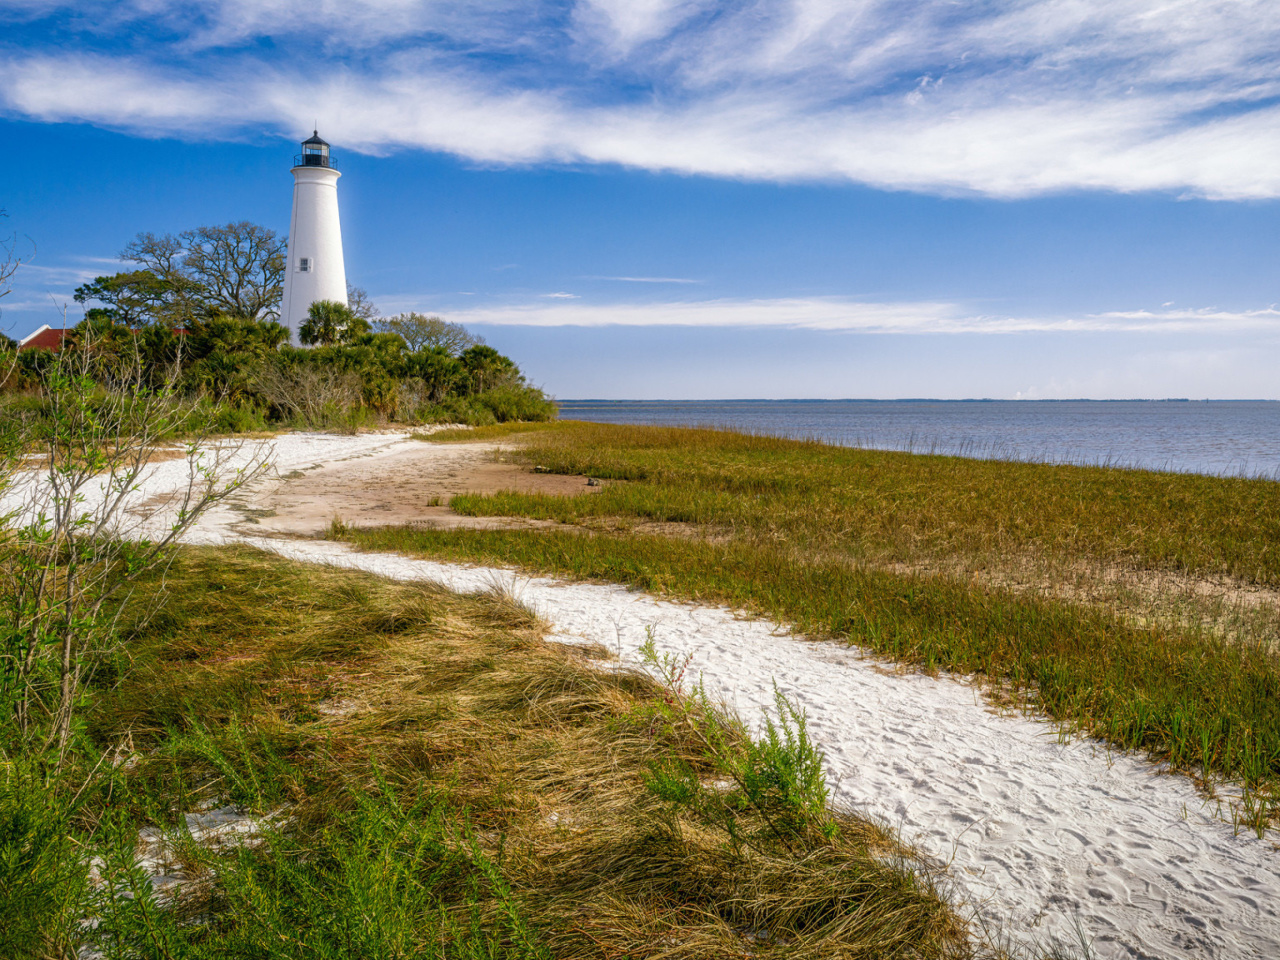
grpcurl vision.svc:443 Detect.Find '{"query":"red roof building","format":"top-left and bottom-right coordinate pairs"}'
top-left (17, 325), bottom-right (72, 352)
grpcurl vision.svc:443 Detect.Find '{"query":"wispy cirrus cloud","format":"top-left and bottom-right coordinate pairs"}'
top-left (0, 257), bottom-right (127, 326)
top-left (441, 297), bottom-right (1280, 335)
top-left (5, 1), bottom-right (1280, 197)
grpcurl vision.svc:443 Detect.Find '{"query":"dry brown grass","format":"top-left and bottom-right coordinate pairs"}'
top-left (83, 546), bottom-right (1020, 959)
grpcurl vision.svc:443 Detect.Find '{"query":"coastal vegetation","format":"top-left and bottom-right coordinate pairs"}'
top-left (3, 547), bottom-right (1025, 959)
top-left (418, 422), bottom-right (1280, 588)
top-left (336, 421), bottom-right (1280, 830)
top-left (2, 222), bottom-right (556, 430)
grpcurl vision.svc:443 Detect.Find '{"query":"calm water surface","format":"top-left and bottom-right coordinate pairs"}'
top-left (557, 400), bottom-right (1280, 478)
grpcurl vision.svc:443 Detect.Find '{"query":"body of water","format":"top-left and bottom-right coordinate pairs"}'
top-left (557, 399), bottom-right (1280, 478)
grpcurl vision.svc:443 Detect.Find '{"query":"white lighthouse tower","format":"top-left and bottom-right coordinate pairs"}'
top-left (281, 131), bottom-right (348, 341)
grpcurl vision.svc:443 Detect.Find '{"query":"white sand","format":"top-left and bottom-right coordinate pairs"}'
top-left (15, 431), bottom-right (1280, 958)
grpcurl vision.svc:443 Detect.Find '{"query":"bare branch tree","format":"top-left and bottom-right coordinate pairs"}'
top-left (120, 222), bottom-right (285, 323)
top-left (180, 222), bottom-right (285, 321)
top-left (119, 231), bottom-right (185, 281)
top-left (117, 232), bottom-right (201, 327)
top-left (347, 284), bottom-right (380, 322)
top-left (0, 209), bottom-right (34, 312)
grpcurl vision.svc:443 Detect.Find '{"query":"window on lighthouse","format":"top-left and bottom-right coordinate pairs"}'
top-left (298, 258), bottom-right (312, 272)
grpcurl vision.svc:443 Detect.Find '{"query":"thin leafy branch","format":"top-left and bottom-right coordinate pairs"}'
top-left (0, 330), bottom-right (271, 758)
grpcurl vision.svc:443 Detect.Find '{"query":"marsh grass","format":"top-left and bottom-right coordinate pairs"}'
top-left (425, 421), bottom-right (1280, 587)
top-left (357, 422), bottom-right (1280, 824)
top-left (420, 423), bottom-right (562, 444)
top-left (5, 546), bottom-right (1018, 959)
top-left (343, 525), bottom-right (1280, 817)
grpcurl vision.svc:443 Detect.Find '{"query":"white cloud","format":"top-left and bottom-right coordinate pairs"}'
top-left (441, 297), bottom-right (1280, 334)
top-left (571, 0), bottom-right (710, 56)
top-left (0, 55), bottom-right (246, 129)
top-left (17, 262), bottom-right (114, 287)
top-left (0, 258), bottom-right (130, 333)
top-left (6, 1), bottom-right (1280, 196)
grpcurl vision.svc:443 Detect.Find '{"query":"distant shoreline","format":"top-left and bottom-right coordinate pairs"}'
top-left (560, 397), bottom-right (1278, 403)
top-left (553, 397), bottom-right (1280, 479)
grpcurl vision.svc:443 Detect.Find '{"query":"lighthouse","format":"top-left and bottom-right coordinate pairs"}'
top-left (280, 131), bottom-right (348, 341)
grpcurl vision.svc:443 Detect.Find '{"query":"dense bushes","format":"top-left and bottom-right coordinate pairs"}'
top-left (6, 229), bottom-right (556, 431)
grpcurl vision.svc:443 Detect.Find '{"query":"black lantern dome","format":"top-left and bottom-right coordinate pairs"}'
top-left (296, 130), bottom-right (333, 168)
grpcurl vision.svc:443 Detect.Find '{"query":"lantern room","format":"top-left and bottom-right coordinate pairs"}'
top-left (296, 131), bottom-right (333, 168)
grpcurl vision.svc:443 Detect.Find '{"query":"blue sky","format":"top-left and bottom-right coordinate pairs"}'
top-left (2, 0), bottom-right (1279, 399)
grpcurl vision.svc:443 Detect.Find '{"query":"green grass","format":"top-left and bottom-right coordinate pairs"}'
top-left (4, 546), bottom-right (1019, 959)
top-left (416, 421), bottom-right (564, 443)
top-left (343, 525), bottom-right (1280, 813)
top-left (425, 420), bottom-right (1280, 586)
top-left (350, 421), bottom-right (1280, 822)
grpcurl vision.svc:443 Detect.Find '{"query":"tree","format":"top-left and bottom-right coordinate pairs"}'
top-left (73, 270), bottom-right (175, 327)
top-left (65, 314), bottom-right (142, 381)
top-left (374, 312), bottom-right (483, 355)
top-left (120, 222), bottom-right (285, 322)
top-left (187, 313), bottom-right (289, 361)
top-left (180, 222), bottom-right (285, 320)
top-left (182, 313), bottom-right (290, 400)
top-left (115, 231), bottom-right (201, 327)
top-left (405, 347), bottom-right (463, 403)
top-left (299, 300), bottom-right (369, 347)
top-left (459, 344), bottom-right (517, 394)
top-left (347, 284), bottom-right (380, 322)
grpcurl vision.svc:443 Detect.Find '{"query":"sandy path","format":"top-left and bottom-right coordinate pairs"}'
top-left (227, 432), bottom-right (600, 538)
top-left (12, 431), bottom-right (1280, 958)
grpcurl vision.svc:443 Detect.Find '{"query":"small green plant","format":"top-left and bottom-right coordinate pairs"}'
top-left (639, 629), bottom-right (835, 852)
top-left (182, 786), bottom-right (548, 959)
top-left (0, 760), bottom-right (93, 960)
top-left (0, 338), bottom-right (269, 756)
top-left (325, 514), bottom-right (352, 539)
top-left (78, 770), bottom-right (553, 960)
top-left (206, 398), bottom-right (270, 434)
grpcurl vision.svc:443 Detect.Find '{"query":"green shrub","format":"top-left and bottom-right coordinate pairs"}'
top-left (286, 402), bottom-right (375, 435)
top-left (0, 394), bottom-right (47, 418)
top-left (196, 786), bottom-right (550, 960)
top-left (407, 387), bottom-right (557, 426)
top-left (473, 384), bottom-right (558, 422)
top-left (639, 635), bottom-right (835, 851)
top-left (15, 304), bottom-right (554, 432)
top-left (0, 762), bottom-right (92, 960)
top-left (410, 396), bottom-right (498, 427)
top-left (204, 399), bottom-right (270, 434)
